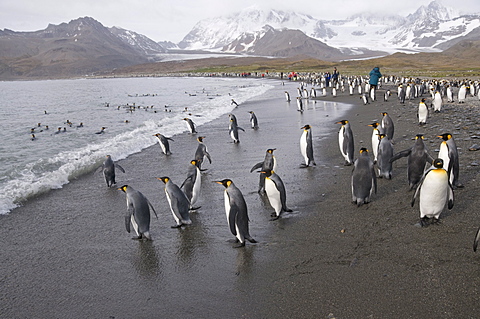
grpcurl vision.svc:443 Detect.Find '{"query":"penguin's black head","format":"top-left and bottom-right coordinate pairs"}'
top-left (118, 185), bottom-right (128, 192)
top-left (368, 122), bottom-right (379, 128)
top-left (377, 133), bottom-right (386, 139)
top-left (359, 147), bottom-right (369, 154)
top-left (336, 120), bottom-right (348, 125)
top-left (197, 136), bottom-right (205, 142)
top-left (438, 133), bottom-right (452, 141)
top-left (260, 170), bottom-right (273, 177)
top-left (301, 124), bottom-right (311, 130)
top-left (191, 159), bottom-right (198, 167)
top-left (215, 179), bottom-right (232, 188)
top-left (381, 112), bottom-right (388, 116)
top-left (267, 148), bottom-right (276, 154)
top-left (157, 177), bottom-right (169, 184)
top-left (433, 158), bottom-right (444, 169)
top-left (421, 98), bottom-right (426, 102)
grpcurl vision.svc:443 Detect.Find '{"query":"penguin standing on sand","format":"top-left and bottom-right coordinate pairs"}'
top-left (285, 91), bottom-right (291, 102)
top-left (438, 133), bottom-right (462, 188)
top-left (360, 94), bottom-right (369, 105)
top-left (390, 134), bottom-right (433, 190)
top-left (411, 158), bottom-right (454, 227)
top-left (381, 112), bottom-right (394, 141)
top-left (446, 85), bottom-right (454, 102)
top-left (153, 133), bottom-right (174, 155)
top-left (300, 124), bottom-right (316, 167)
top-left (215, 179), bottom-right (257, 248)
top-left (351, 148), bottom-right (377, 207)
top-left (296, 97), bottom-right (303, 112)
top-left (194, 136), bottom-right (212, 170)
top-left (157, 177), bottom-right (192, 228)
top-left (229, 118), bottom-right (242, 143)
top-left (118, 185), bottom-right (158, 240)
top-left (248, 111), bottom-right (259, 129)
top-left (99, 155), bottom-right (125, 187)
top-left (251, 148), bottom-right (277, 194)
top-left (458, 85), bottom-right (467, 103)
top-left (336, 120), bottom-right (354, 166)
top-left (433, 91), bottom-right (442, 112)
top-left (183, 118), bottom-right (197, 134)
top-left (367, 122), bottom-right (382, 163)
top-left (181, 160), bottom-right (202, 211)
top-left (384, 90), bottom-right (391, 101)
top-left (377, 134), bottom-right (394, 179)
top-left (418, 98), bottom-right (428, 125)
top-left (261, 169), bottom-right (292, 220)
top-left (398, 85), bottom-right (406, 104)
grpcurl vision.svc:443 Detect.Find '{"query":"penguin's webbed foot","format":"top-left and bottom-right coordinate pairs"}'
top-left (132, 236), bottom-right (143, 240)
top-left (189, 206), bottom-right (201, 212)
top-left (454, 183), bottom-right (464, 189)
top-left (299, 164), bottom-right (308, 168)
top-left (171, 224), bottom-right (182, 229)
top-left (233, 242), bottom-right (246, 248)
top-left (269, 216), bottom-right (280, 221)
top-left (247, 237), bottom-right (257, 243)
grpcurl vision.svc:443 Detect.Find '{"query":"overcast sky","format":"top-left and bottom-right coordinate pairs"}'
top-left (1, 0), bottom-right (479, 43)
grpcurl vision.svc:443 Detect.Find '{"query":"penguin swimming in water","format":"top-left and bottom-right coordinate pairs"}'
top-left (183, 118), bottom-right (197, 134)
top-left (261, 169), bottom-right (292, 220)
top-left (377, 134), bottom-right (394, 179)
top-left (157, 177), bottom-right (192, 228)
top-left (351, 148), bottom-right (377, 207)
top-left (248, 111), bottom-right (259, 129)
top-left (95, 127), bottom-right (106, 134)
top-left (153, 133), bottom-right (174, 155)
top-left (390, 134), bottom-right (434, 190)
top-left (438, 133), bottom-right (462, 188)
top-left (380, 112), bottom-right (394, 141)
top-left (300, 124), bottom-right (316, 167)
top-left (118, 185), bottom-right (158, 240)
top-left (418, 98), bottom-right (428, 125)
top-left (215, 179), bottom-right (257, 248)
top-left (411, 158), bottom-right (454, 227)
top-left (336, 120), bottom-right (354, 166)
top-left (194, 136), bottom-right (212, 170)
top-left (181, 160), bottom-right (202, 211)
top-left (99, 155), bottom-right (125, 187)
top-left (367, 122), bottom-right (382, 163)
top-left (251, 148), bottom-right (277, 194)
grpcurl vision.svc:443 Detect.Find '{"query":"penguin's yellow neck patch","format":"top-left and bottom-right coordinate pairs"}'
top-left (226, 180), bottom-right (232, 187)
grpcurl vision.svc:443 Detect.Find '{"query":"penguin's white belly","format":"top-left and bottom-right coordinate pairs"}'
top-left (165, 190), bottom-right (180, 224)
top-left (224, 191), bottom-right (231, 224)
top-left (371, 131), bottom-right (379, 161)
top-left (338, 127), bottom-right (347, 160)
top-left (191, 169), bottom-right (201, 205)
top-left (300, 132), bottom-right (308, 163)
top-left (131, 214), bottom-right (139, 236)
top-left (418, 104), bottom-right (428, 123)
top-left (265, 178), bottom-right (281, 215)
top-left (419, 171), bottom-right (449, 218)
top-left (438, 144), bottom-right (450, 172)
top-left (159, 140), bottom-right (167, 154)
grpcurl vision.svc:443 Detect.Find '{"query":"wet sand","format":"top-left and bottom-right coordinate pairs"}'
top-left (1, 79), bottom-right (480, 318)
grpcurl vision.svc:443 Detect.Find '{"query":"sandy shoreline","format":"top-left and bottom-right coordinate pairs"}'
top-left (1, 78), bottom-right (480, 318)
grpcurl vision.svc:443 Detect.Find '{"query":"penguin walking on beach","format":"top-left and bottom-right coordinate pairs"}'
top-left (99, 155), bottom-right (125, 187)
top-left (411, 158), bottom-right (454, 227)
top-left (194, 136), bottom-right (212, 170)
top-left (336, 120), bottom-right (354, 166)
top-left (157, 177), bottom-right (192, 228)
top-left (229, 118), bottom-right (242, 143)
top-left (181, 160), bottom-right (202, 211)
top-left (248, 111), bottom-right (259, 129)
top-left (300, 124), bottom-right (316, 167)
top-left (369, 87), bottom-right (376, 102)
top-left (296, 97), bottom-right (304, 112)
top-left (446, 85), bottom-right (454, 102)
top-left (215, 179), bottom-right (257, 248)
top-left (261, 169), bottom-right (292, 220)
top-left (310, 87), bottom-right (317, 98)
top-left (381, 112), bottom-right (394, 141)
top-left (458, 85), bottom-right (467, 103)
top-left (367, 122), bottom-right (382, 163)
top-left (361, 94), bottom-right (369, 105)
top-left (153, 133), bottom-right (174, 155)
top-left (285, 91), bottom-right (291, 102)
top-left (398, 85), bottom-right (406, 104)
top-left (377, 134), bottom-right (394, 179)
top-left (251, 148), bottom-right (277, 194)
top-left (438, 133), bottom-right (462, 188)
top-left (183, 118), bottom-right (197, 134)
top-left (390, 134), bottom-right (434, 190)
top-left (118, 185), bottom-right (158, 240)
top-left (433, 91), bottom-right (442, 112)
top-left (351, 148), bottom-right (377, 207)
top-left (384, 90), bottom-right (391, 101)
top-left (418, 98), bottom-right (428, 125)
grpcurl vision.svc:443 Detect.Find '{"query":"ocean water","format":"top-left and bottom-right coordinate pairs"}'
top-left (0, 76), bottom-right (273, 214)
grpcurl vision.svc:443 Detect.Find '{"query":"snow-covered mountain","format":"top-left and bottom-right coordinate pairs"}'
top-left (109, 26), bottom-right (168, 54)
top-left (178, 1), bottom-right (480, 55)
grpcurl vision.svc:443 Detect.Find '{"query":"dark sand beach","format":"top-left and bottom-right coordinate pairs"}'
top-left (1, 78), bottom-right (480, 318)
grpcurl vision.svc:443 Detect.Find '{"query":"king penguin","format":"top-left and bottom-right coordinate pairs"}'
top-left (118, 185), bottom-right (158, 240)
top-left (100, 155), bottom-right (125, 187)
top-left (157, 177), bottom-right (192, 228)
top-left (248, 111), bottom-right (259, 129)
top-left (194, 136), bottom-right (212, 170)
top-left (438, 133), bottom-right (462, 188)
top-left (458, 84), bottom-right (467, 103)
top-left (215, 179), bottom-right (257, 248)
top-left (181, 159), bottom-right (202, 211)
top-left (433, 91), bottom-right (442, 112)
top-left (336, 120), bottom-right (354, 166)
top-left (418, 98), bottom-right (428, 125)
top-left (300, 124), bottom-right (316, 167)
top-left (390, 134), bottom-right (434, 190)
top-left (367, 122), bottom-right (382, 163)
top-left (377, 134), bottom-right (394, 179)
top-left (351, 148), bottom-right (377, 207)
top-left (261, 169), bottom-right (292, 220)
top-left (251, 148), bottom-right (277, 194)
top-left (285, 91), bottom-right (291, 102)
top-left (411, 158), bottom-right (454, 227)
top-left (381, 112), bottom-right (394, 141)
top-left (296, 97), bottom-right (303, 112)
top-left (183, 118), bottom-right (197, 134)
top-left (153, 133), bottom-right (174, 155)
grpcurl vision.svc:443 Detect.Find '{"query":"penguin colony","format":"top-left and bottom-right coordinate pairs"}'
top-left (93, 75), bottom-right (478, 249)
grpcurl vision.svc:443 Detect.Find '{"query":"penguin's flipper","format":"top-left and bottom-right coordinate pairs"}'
top-left (180, 175), bottom-right (193, 189)
top-left (94, 164), bottom-right (104, 175)
top-left (473, 227), bottom-right (480, 252)
top-left (250, 162), bottom-right (264, 173)
top-left (205, 151), bottom-right (212, 164)
top-left (447, 184), bottom-right (454, 210)
top-left (125, 206), bottom-right (134, 233)
top-left (238, 126), bottom-right (245, 132)
top-left (426, 152), bottom-right (434, 165)
top-left (411, 179), bottom-right (424, 207)
top-left (390, 149), bottom-right (411, 163)
top-left (116, 164), bottom-right (126, 173)
top-left (228, 205), bottom-right (239, 236)
top-left (146, 199), bottom-right (158, 219)
top-left (167, 137), bottom-right (174, 141)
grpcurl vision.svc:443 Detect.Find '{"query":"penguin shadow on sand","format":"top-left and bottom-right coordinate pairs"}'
top-left (130, 240), bottom-right (162, 279)
top-left (234, 245), bottom-right (256, 277)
